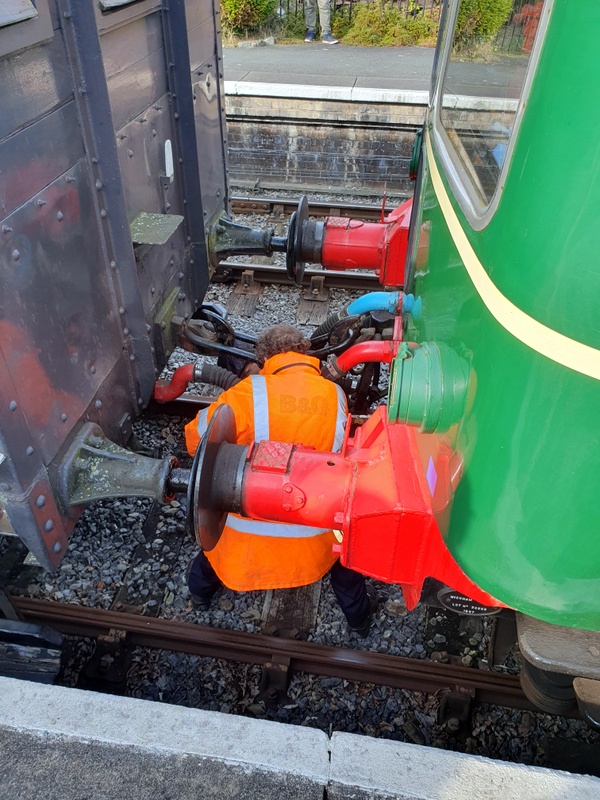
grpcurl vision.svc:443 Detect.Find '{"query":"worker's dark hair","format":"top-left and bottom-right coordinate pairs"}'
top-left (255, 324), bottom-right (311, 365)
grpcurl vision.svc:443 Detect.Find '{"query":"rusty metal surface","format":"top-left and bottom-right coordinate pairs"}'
top-left (13, 596), bottom-right (536, 710)
top-left (517, 613), bottom-right (600, 680)
top-left (0, 0), bottom-right (226, 568)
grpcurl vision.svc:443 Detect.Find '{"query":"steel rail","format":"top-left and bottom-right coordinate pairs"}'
top-left (214, 261), bottom-right (382, 291)
top-left (13, 597), bottom-right (534, 710)
top-left (231, 196), bottom-right (399, 221)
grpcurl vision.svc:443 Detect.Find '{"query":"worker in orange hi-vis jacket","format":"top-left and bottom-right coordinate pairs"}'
top-left (184, 324), bottom-right (378, 636)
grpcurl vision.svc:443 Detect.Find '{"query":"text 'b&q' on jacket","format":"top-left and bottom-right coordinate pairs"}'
top-left (184, 351), bottom-right (348, 591)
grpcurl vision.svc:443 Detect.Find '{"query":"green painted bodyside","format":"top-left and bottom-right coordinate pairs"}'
top-left (413, 0), bottom-right (600, 630)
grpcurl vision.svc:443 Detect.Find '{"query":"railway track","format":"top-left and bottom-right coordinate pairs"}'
top-left (213, 261), bottom-right (382, 291)
top-left (230, 195), bottom-right (408, 221)
top-left (13, 596), bottom-right (535, 713)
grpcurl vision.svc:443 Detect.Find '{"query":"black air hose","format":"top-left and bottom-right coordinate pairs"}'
top-left (310, 309), bottom-right (350, 341)
top-left (194, 362), bottom-right (240, 390)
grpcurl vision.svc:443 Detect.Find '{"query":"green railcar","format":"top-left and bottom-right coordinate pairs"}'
top-left (408, 0), bottom-right (600, 709)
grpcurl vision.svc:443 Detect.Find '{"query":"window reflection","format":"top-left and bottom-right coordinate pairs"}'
top-left (439, 0), bottom-right (546, 206)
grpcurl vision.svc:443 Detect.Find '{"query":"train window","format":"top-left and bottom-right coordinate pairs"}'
top-left (0, 0), bottom-right (53, 59)
top-left (0, 2), bottom-right (37, 28)
top-left (434, 0), bottom-right (551, 226)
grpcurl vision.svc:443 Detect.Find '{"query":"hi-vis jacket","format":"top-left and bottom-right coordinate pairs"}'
top-left (184, 352), bottom-right (348, 590)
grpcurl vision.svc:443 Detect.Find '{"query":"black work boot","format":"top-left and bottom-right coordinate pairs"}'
top-left (349, 584), bottom-right (379, 638)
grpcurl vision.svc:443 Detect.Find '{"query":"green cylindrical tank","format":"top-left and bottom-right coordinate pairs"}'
top-left (411, 0), bottom-right (600, 630)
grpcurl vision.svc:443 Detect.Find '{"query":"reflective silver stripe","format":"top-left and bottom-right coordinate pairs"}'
top-left (196, 407), bottom-right (210, 438)
top-left (332, 383), bottom-right (348, 453)
top-left (226, 514), bottom-right (328, 538)
top-left (251, 375), bottom-right (270, 442)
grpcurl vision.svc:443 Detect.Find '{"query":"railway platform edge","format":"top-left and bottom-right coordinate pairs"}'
top-left (1, 676), bottom-right (599, 799)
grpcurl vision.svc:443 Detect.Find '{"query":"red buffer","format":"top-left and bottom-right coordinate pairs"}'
top-left (235, 406), bottom-right (504, 611)
top-left (319, 199), bottom-right (412, 286)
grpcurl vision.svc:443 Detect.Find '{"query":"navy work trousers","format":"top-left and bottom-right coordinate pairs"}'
top-left (188, 551), bottom-right (369, 628)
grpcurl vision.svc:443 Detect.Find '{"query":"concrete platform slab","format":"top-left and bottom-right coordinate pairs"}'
top-left (2, 676), bottom-right (600, 800)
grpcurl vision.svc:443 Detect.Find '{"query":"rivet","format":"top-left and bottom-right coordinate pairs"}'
top-left (95, 179), bottom-right (103, 190)
top-left (178, 293), bottom-right (186, 301)
top-left (37, 199), bottom-right (47, 207)
top-left (53, 541), bottom-right (62, 553)
top-left (150, 287), bottom-right (155, 294)
top-left (138, 397), bottom-right (144, 405)
top-left (119, 306), bottom-right (125, 314)
top-left (128, 149), bottom-right (134, 158)
top-left (66, 176), bottom-right (76, 183)
top-left (178, 272), bottom-right (184, 280)
top-left (8, 401), bottom-right (17, 411)
top-left (165, 202), bottom-right (171, 210)
top-left (95, 400), bottom-right (102, 410)
top-left (12, 249), bottom-right (20, 260)
top-left (160, 321), bottom-right (166, 330)
top-left (110, 260), bottom-right (117, 269)
top-left (57, 211), bottom-right (64, 221)
top-left (60, 413), bottom-right (67, 422)
top-left (35, 495), bottom-right (46, 508)
top-left (100, 209), bottom-right (107, 218)
top-left (189, 259), bottom-right (194, 265)
top-left (44, 520), bottom-right (54, 532)
top-left (174, 113), bottom-right (180, 120)
top-left (179, 158), bottom-right (183, 164)
top-left (145, 324), bottom-right (152, 333)
top-left (91, 157), bottom-right (98, 164)
top-left (26, 446), bottom-right (34, 456)
top-left (90, 365), bottom-right (96, 374)
top-left (79, 86), bottom-right (87, 96)
top-left (123, 327), bottom-right (129, 335)
top-left (2, 225), bottom-right (13, 233)
top-left (63, 11), bottom-right (71, 18)
top-left (130, 354), bottom-right (136, 361)
top-left (152, 129), bottom-right (157, 137)
top-left (183, 199), bottom-right (187, 205)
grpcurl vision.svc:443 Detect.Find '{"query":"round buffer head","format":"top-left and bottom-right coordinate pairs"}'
top-left (187, 403), bottom-right (237, 551)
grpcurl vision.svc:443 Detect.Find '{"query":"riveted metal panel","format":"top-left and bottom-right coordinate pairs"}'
top-left (0, 0), bottom-right (227, 568)
top-left (1, 161), bottom-right (123, 465)
top-left (101, 11), bottom-right (169, 130)
top-left (0, 33), bottom-right (71, 142)
top-left (0, 102), bottom-right (83, 219)
top-left (193, 60), bottom-right (228, 223)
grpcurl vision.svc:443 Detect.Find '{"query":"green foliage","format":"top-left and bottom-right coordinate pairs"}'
top-left (281, 9), bottom-right (308, 39)
top-left (342, 3), bottom-right (438, 47)
top-left (221, 0), bottom-right (278, 33)
top-left (455, 0), bottom-right (512, 43)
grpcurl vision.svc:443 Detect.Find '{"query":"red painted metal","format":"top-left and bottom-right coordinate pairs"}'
top-left (241, 407), bottom-right (505, 611)
top-left (154, 363), bottom-right (194, 403)
top-left (320, 198), bottom-right (412, 287)
top-left (334, 340), bottom-right (399, 373)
